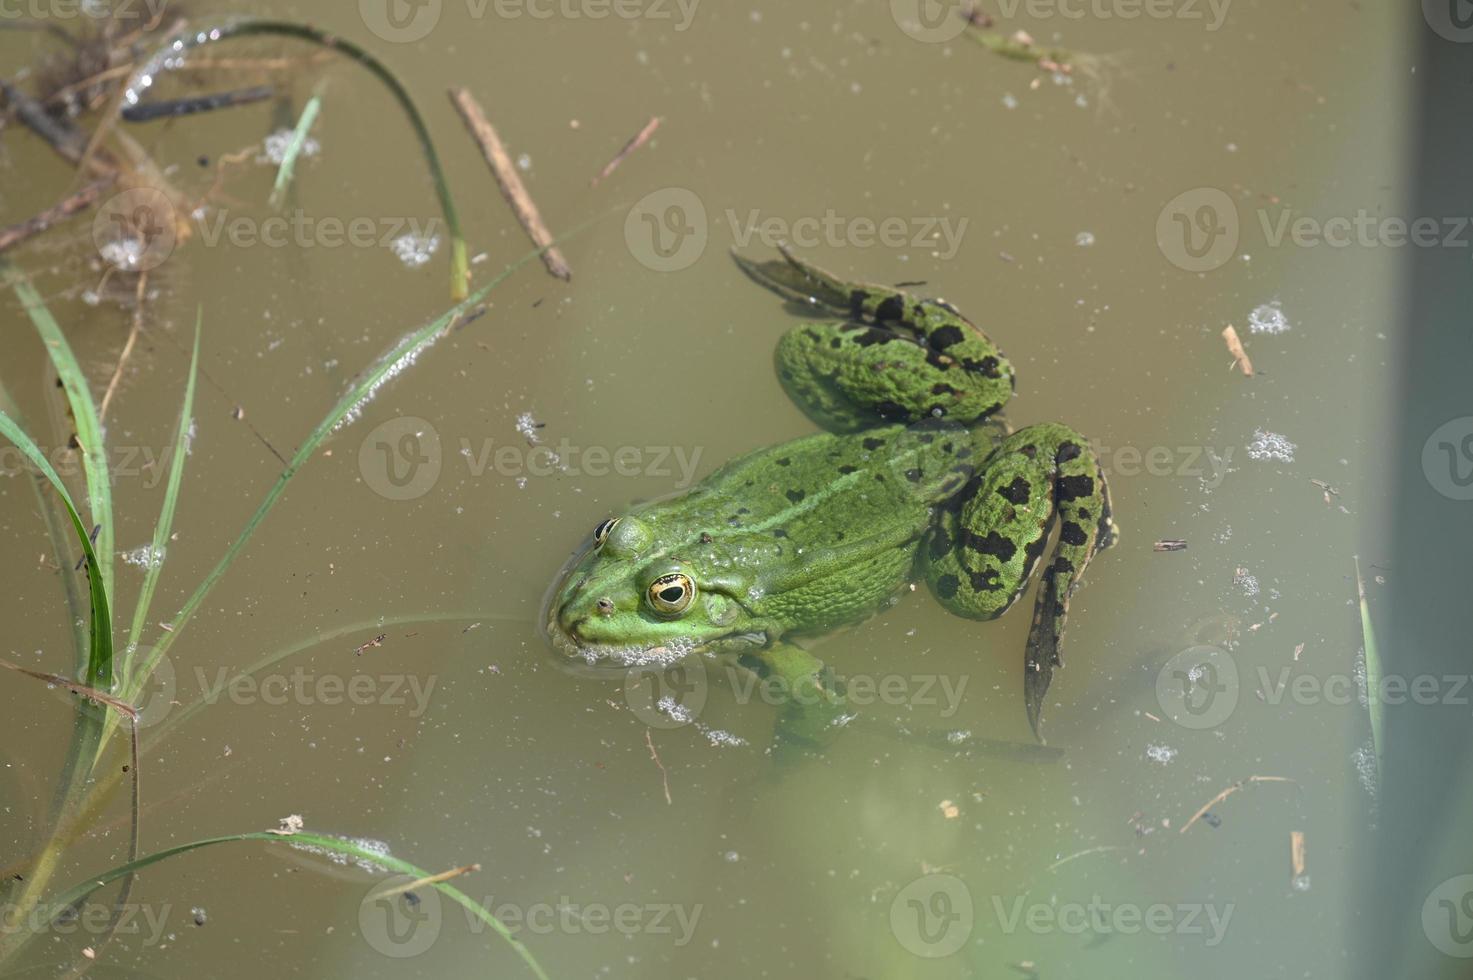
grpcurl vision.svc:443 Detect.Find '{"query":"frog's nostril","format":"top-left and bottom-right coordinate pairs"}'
top-left (596, 598), bottom-right (615, 616)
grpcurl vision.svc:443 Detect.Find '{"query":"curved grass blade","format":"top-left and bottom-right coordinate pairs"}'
top-left (122, 311), bottom-right (200, 678)
top-left (0, 411), bottom-right (113, 691)
top-left (122, 18), bottom-right (469, 299)
top-left (267, 85), bottom-right (323, 211)
top-left (37, 831), bottom-right (549, 980)
top-left (3, 260), bottom-right (114, 606)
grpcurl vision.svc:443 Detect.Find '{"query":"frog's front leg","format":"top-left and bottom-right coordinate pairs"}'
top-left (734, 245), bottom-right (1015, 431)
top-left (737, 643), bottom-right (852, 751)
top-left (923, 424), bottom-right (1118, 739)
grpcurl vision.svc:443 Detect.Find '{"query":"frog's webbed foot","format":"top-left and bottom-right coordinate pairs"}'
top-left (733, 246), bottom-right (1017, 432)
top-left (921, 423), bottom-right (1118, 740)
top-left (738, 643), bottom-right (854, 756)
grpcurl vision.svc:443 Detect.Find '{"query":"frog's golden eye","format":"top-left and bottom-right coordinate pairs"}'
top-left (593, 517), bottom-right (621, 550)
top-left (646, 573), bottom-right (696, 616)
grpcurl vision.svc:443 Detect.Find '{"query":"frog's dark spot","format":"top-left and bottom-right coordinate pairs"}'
top-left (875, 295), bottom-right (905, 322)
top-left (1024, 532), bottom-right (1050, 563)
top-left (935, 573), bottom-right (960, 599)
top-left (925, 351), bottom-right (954, 371)
top-left (917, 432), bottom-right (935, 444)
top-left (835, 531), bottom-right (846, 541)
top-left (962, 356), bottom-right (1002, 377)
top-left (804, 328), bottom-right (824, 342)
top-left (875, 400), bottom-right (908, 421)
top-left (930, 325), bottom-right (965, 350)
top-left (862, 437), bottom-right (885, 451)
top-left (930, 383), bottom-right (959, 397)
top-left (997, 476), bottom-right (1031, 505)
top-left (1077, 508), bottom-right (1091, 520)
top-left (963, 530), bottom-right (1017, 562)
top-left (1057, 474), bottom-right (1095, 501)
top-left (848, 290), bottom-right (869, 316)
top-left (904, 468), bottom-right (922, 483)
top-left (830, 338), bottom-right (844, 349)
top-left (1057, 441), bottom-right (1083, 463)
top-left (785, 489), bottom-right (806, 504)
top-left (1050, 556), bottom-right (1076, 577)
top-left (1018, 444), bottom-right (1038, 459)
top-left (837, 464), bottom-right (858, 475)
top-left (874, 473), bottom-right (886, 482)
top-left (854, 328), bottom-right (894, 348)
top-left (776, 457), bottom-right (791, 467)
top-left (738, 507), bottom-right (751, 514)
top-left (941, 441), bottom-right (954, 453)
top-left (929, 529), bottom-right (953, 560)
top-left (779, 369), bottom-right (794, 382)
top-left (1060, 521), bottom-right (1088, 547)
top-left (969, 569), bottom-right (1004, 592)
top-left (956, 446), bottom-right (973, 460)
top-left (773, 529), bottom-right (788, 538)
top-left (727, 517), bottom-right (742, 526)
top-left (700, 532), bottom-right (713, 544)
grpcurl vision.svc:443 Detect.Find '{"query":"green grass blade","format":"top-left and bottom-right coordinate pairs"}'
top-left (124, 17), bottom-right (469, 299)
top-left (0, 378), bottom-right (88, 670)
top-left (36, 831), bottom-right (549, 980)
top-left (122, 311), bottom-right (200, 677)
top-left (3, 260), bottom-right (115, 606)
top-left (0, 411), bottom-right (113, 690)
top-left (122, 220), bottom-right (599, 701)
top-left (267, 86), bottom-right (323, 211)
top-left (1354, 555), bottom-right (1384, 782)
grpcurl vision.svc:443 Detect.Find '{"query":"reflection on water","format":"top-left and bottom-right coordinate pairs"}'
top-left (0, 0), bottom-right (1415, 977)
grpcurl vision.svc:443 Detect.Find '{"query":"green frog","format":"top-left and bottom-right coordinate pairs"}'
top-left (544, 247), bottom-right (1117, 746)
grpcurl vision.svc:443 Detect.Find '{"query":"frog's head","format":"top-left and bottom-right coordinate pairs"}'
top-left (544, 515), bottom-right (760, 667)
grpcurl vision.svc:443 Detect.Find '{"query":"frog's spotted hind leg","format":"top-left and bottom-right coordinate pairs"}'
top-left (921, 423), bottom-right (1117, 739)
top-left (732, 245), bottom-right (1015, 430)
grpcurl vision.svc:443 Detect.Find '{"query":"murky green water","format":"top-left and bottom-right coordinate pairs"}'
top-left (0, 0), bottom-right (1427, 977)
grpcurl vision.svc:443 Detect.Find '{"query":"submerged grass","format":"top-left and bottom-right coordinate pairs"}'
top-left (1355, 555), bottom-right (1384, 784)
top-left (267, 84), bottom-right (323, 211)
top-left (123, 17), bottom-right (470, 298)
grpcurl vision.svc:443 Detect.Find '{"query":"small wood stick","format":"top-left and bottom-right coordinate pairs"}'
top-left (644, 728), bottom-right (672, 805)
top-left (1290, 830), bottom-right (1307, 880)
top-left (1222, 325), bottom-right (1254, 376)
top-left (0, 175), bottom-right (117, 253)
top-left (591, 115), bottom-right (661, 187)
top-left (448, 87), bottom-right (571, 281)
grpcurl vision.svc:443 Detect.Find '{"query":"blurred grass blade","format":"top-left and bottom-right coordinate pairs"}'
top-left (123, 311), bottom-right (200, 676)
top-left (124, 17), bottom-right (469, 299)
top-left (3, 260), bottom-right (115, 603)
top-left (39, 831), bottom-right (549, 980)
top-left (267, 86), bottom-right (323, 210)
top-left (1355, 555), bottom-right (1384, 782)
top-left (0, 411), bottom-right (113, 690)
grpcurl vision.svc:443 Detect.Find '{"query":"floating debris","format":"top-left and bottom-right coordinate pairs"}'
top-left (1247, 301), bottom-right (1291, 335)
top-left (1247, 429), bottom-right (1296, 463)
top-left (260, 126), bottom-right (322, 166)
top-left (1153, 539), bottom-right (1188, 552)
top-left (121, 544), bottom-right (165, 569)
top-left (515, 412), bottom-right (544, 445)
top-left (1074, 231), bottom-right (1095, 247)
top-left (1290, 830), bottom-right (1309, 891)
top-left (1233, 567), bottom-right (1261, 598)
top-left (1145, 744), bottom-right (1177, 765)
top-left (388, 231), bottom-right (441, 269)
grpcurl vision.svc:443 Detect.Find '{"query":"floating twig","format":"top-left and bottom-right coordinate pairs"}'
top-left (448, 86), bottom-right (572, 282)
top-left (1290, 830), bottom-right (1307, 881)
top-left (644, 729), bottom-right (672, 805)
top-left (1354, 555), bottom-right (1384, 783)
top-left (0, 175), bottom-right (117, 253)
top-left (1222, 324), bottom-right (1254, 376)
top-left (368, 863), bottom-right (481, 903)
top-left (1046, 844), bottom-right (1128, 873)
top-left (1153, 539), bottom-right (1188, 552)
top-left (99, 270), bottom-right (148, 422)
top-left (591, 115), bottom-right (661, 186)
top-left (1180, 775), bottom-right (1297, 833)
top-left (121, 84), bottom-right (274, 122)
